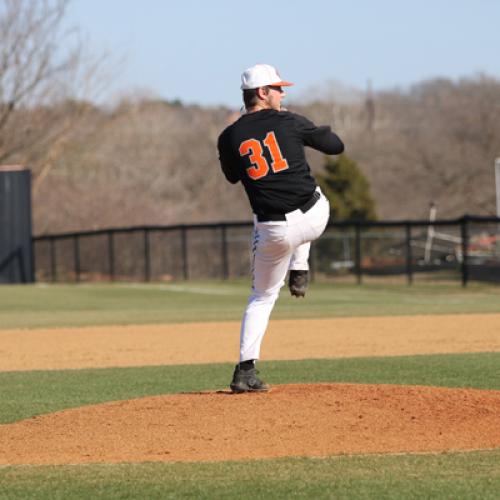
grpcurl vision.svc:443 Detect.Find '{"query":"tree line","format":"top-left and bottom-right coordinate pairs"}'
top-left (1, 1), bottom-right (499, 235)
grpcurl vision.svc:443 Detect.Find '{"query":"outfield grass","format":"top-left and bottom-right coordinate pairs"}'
top-left (1, 281), bottom-right (500, 329)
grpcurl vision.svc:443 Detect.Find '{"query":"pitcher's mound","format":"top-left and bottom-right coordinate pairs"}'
top-left (2, 383), bottom-right (500, 465)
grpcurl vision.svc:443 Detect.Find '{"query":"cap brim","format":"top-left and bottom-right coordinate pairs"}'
top-left (240, 80), bottom-right (294, 90)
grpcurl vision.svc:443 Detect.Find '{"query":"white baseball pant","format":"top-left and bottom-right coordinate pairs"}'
top-left (239, 187), bottom-right (330, 362)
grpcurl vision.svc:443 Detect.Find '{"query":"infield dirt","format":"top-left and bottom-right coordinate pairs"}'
top-left (1, 313), bottom-right (500, 371)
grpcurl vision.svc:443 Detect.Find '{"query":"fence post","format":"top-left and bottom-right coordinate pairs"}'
top-left (49, 237), bottom-right (57, 282)
top-left (460, 216), bottom-right (469, 287)
top-left (355, 223), bottom-right (362, 284)
top-left (144, 229), bottom-right (151, 282)
top-left (31, 238), bottom-right (36, 284)
top-left (309, 241), bottom-right (316, 283)
top-left (108, 231), bottom-right (115, 281)
top-left (181, 226), bottom-right (188, 280)
top-left (73, 235), bottom-right (80, 282)
top-left (221, 225), bottom-right (229, 280)
top-left (405, 223), bottom-right (413, 285)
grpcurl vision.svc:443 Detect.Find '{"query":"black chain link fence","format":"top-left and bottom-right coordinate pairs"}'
top-left (33, 216), bottom-right (500, 286)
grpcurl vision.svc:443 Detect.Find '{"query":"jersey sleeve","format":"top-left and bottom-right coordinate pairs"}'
top-left (217, 129), bottom-right (240, 184)
top-left (292, 113), bottom-right (344, 155)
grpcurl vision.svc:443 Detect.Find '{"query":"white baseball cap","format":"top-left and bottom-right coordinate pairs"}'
top-left (240, 64), bottom-right (294, 90)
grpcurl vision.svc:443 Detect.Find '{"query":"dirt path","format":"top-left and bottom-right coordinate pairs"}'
top-left (2, 383), bottom-right (500, 465)
top-left (1, 313), bottom-right (500, 371)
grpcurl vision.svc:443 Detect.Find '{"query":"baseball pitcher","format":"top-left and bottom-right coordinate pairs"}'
top-left (217, 64), bottom-right (344, 393)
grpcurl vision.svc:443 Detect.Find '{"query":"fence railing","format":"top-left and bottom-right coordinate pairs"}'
top-left (32, 215), bottom-right (500, 286)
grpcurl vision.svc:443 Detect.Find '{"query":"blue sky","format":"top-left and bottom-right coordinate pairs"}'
top-left (66, 0), bottom-right (500, 108)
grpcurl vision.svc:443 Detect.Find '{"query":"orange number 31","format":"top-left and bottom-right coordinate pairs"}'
top-left (239, 132), bottom-right (289, 180)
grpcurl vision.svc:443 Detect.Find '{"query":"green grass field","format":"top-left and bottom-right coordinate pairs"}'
top-left (1, 281), bottom-right (500, 329)
top-left (1, 282), bottom-right (500, 498)
top-left (2, 451), bottom-right (499, 499)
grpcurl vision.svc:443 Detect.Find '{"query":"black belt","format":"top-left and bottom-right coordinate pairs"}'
top-left (256, 191), bottom-right (321, 222)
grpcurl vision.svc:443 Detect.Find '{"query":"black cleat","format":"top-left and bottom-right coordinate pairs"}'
top-left (289, 270), bottom-right (309, 298)
top-left (230, 365), bottom-right (269, 393)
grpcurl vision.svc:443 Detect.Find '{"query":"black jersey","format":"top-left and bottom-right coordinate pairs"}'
top-left (217, 109), bottom-right (344, 216)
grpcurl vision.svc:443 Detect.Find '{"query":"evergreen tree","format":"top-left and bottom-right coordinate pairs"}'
top-left (317, 154), bottom-right (377, 221)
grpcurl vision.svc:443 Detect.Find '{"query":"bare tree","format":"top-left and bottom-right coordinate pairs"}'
top-left (0, 0), bottom-right (109, 189)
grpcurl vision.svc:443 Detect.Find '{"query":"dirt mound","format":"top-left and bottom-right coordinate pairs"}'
top-left (2, 383), bottom-right (500, 465)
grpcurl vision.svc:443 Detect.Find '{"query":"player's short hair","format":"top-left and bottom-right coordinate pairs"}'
top-left (242, 88), bottom-right (259, 109)
top-left (243, 87), bottom-right (270, 109)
